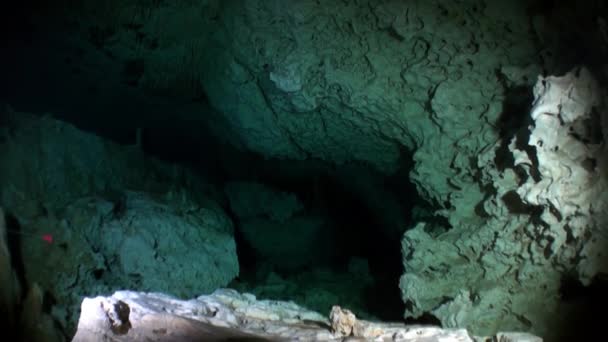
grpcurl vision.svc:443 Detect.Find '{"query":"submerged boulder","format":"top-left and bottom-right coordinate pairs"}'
top-left (0, 111), bottom-right (239, 335)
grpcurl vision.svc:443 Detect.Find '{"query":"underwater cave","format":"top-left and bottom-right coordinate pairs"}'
top-left (1, 1), bottom-right (608, 341)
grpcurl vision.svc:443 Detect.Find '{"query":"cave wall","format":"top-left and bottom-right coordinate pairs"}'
top-left (1, 0), bottom-right (608, 338)
top-left (26, 0), bottom-right (537, 218)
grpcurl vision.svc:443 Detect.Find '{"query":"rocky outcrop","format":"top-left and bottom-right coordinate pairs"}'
top-left (517, 68), bottom-right (608, 283)
top-left (400, 68), bottom-right (608, 338)
top-left (71, 289), bottom-right (541, 342)
top-left (0, 110), bottom-right (239, 335)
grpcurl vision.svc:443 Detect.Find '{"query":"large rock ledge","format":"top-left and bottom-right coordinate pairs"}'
top-left (72, 290), bottom-right (540, 342)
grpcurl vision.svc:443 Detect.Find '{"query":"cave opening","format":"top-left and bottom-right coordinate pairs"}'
top-left (225, 168), bottom-right (411, 321)
top-left (10, 0), bottom-right (608, 339)
top-left (116, 110), bottom-right (420, 321)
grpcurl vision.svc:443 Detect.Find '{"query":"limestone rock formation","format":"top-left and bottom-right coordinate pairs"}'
top-left (47, 0), bottom-right (534, 177)
top-left (400, 68), bottom-right (608, 339)
top-left (0, 111), bottom-right (238, 335)
top-left (517, 68), bottom-right (608, 284)
top-left (71, 289), bottom-right (541, 342)
top-left (2, 0), bottom-right (606, 339)
top-left (60, 191), bottom-right (238, 298)
top-left (0, 207), bottom-right (20, 331)
top-left (0, 206), bottom-right (64, 341)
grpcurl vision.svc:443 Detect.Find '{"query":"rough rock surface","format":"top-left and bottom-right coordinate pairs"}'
top-left (0, 110), bottom-right (239, 334)
top-left (50, 0), bottom-right (534, 179)
top-left (400, 68), bottom-right (608, 338)
top-left (5, 0), bottom-right (607, 338)
top-left (72, 289), bottom-right (541, 342)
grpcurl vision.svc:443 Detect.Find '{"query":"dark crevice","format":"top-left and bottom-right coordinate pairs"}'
top-left (227, 168), bottom-right (409, 321)
top-left (501, 190), bottom-right (540, 215)
top-left (493, 82), bottom-right (535, 171)
top-left (556, 274), bottom-right (608, 341)
top-left (4, 213), bottom-right (28, 293)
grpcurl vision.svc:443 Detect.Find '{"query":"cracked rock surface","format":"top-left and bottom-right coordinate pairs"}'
top-left (400, 68), bottom-right (608, 338)
top-left (72, 289), bottom-right (541, 342)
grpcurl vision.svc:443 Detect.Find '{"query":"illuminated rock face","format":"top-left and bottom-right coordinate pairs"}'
top-left (50, 0), bottom-right (535, 177)
top-left (71, 289), bottom-right (541, 342)
top-left (400, 68), bottom-right (608, 338)
top-left (518, 68), bottom-right (608, 284)
top-left (71, 2), bottom-right (556, 332)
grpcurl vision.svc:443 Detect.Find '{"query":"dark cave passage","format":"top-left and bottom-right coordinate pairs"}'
top-left (224, 168), bottom-right (412, 321)
top-left (7, 0), bottom-right (608, 340)
top-left (311, 174), bottom-right (407, 320)
top-left (116, 109), bottom-right (418, 321)
top-left (65, 109), bottom-right (415, 321)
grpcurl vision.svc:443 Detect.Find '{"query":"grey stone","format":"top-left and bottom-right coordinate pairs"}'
top-left (72, 290), bottom-right (540, 342)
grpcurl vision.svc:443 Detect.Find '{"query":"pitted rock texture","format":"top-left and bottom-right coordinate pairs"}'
top-left (0, 111), bottom-right (238, 335)
top-left (517, 68), bottom-right (608, 283)
top-left (400, 68), bottom-right (608, 338)
top-left (54, 0), bottom-right (534, 181)
top-left (72, 289), bottom-right (541, 342)
top-left (5, 0), bottom-right (606, 338)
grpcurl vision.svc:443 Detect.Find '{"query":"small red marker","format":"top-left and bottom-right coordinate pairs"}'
top-left (42, 234), bottom-right (53, 244)
top-left (7, 230), bottom-right (54, 244)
